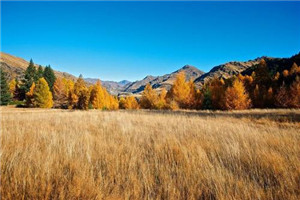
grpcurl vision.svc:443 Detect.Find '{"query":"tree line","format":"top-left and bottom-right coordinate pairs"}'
top-left (1, 59), bottom-right (300, 110)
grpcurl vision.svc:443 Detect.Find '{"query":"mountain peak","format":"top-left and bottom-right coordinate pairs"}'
top-left (181, 65), bottom-right (195, 69)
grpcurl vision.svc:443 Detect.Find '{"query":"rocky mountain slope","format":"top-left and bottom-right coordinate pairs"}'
top-left (123, 65), bottom-right (204, 94)
top-left (84, 78), bottom-right (131, 95)
top-left (194, 57), bottom-right (272, 86)
top-left (0, 52), bottom-right (129, 94)
top-left (0, 52), bottom-right (77, 81)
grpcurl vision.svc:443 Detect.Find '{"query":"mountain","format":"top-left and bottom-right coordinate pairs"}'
top-left (194, 57), bottom-right (273, 86)
top-left (84, 78), bottom-right (131, 95)
top-left (123, 65), bottom-right (204, 94)
top-left (0, 52), bottom-right (76, 81)
top-left (118, 80), bottom-right (131, 86)
top-left (2, 51), bottom-right (299, 96)
top-left (0, 52), bottom-right (130, 95)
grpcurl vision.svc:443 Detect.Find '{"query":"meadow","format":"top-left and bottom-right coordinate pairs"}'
top-left (1, 108), bottom-right (300, 200)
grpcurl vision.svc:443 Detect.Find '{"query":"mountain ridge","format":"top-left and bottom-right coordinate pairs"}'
top-left (1, 51), bottom-right (299, 96)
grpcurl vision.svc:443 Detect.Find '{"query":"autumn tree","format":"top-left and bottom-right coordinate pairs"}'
top-left (62, 78), bottom-right (74, 97)
top-left (77, 88), bottom-right (90, 110)
top-left (25, 82), bottom-right (35, 107)
top-left (209, 77), bottom-right (226, 110)
top-left (107, 95), bottom-right (119, 110)
top-left (119, 97), bottom-right (126, 109)
top-left (9, 79), bottom-right (17, 97)
top-left (43, 65), bottom-right (56, 91)
top-left (140, 83), bottom-right (159, 109)
top-left (119, 96), bottom-right (139, 109)
top-left (265, 87), bottom-right (274, 108)
top-left (224, 79), bottom-right (251, 110)
top-left (68, 75), bottom-right (87, 109)
top-left (274, 72), bottom-right (280, 81)
top-left (32, 78), bottom-right (53, 108)
top-left (156, 88), bottom-right (168, 109)
top-left (289, 63), bottom-right (299, 75)
top-left (90, 80), bottom-right (105, 109)
top-left (289, 77), bottom-right (300, 108)
top-left (0, 69), bottom-right (11, 105)
top-left (282, 70), bottom-right (289, 78)
top-left (168, 72), bottom-right (190, 108)
top-left (275, 82), bottom-right (289, 108)
top-left (53, 78), bottom-right (68, 108)
top-left (255, 59), bottom-right (270, 85)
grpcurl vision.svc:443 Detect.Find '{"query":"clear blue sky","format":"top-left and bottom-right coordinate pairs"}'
top-left (1, 1), bottom-right (300, 81)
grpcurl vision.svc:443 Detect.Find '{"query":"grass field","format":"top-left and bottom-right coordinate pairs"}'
top-left (1, 107), bottom-right (300, 200)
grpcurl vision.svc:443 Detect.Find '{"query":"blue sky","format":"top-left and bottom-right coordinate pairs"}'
top-left (1, 1), bottom-right (300, 81)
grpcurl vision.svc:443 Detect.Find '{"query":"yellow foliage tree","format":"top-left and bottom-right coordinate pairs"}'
top-left (140, 83), bottom-right (159, 109)
top-left (26, 82), bottom-right (35, 107)
top-left (119, 96), bottom-right (139, 109)
top-left (9, 79), bottom-right (17, 97)
top-left (68, 75), bottom-right (87, 109)
top-left (90, 80), bottom-right (105, 109)
top-left (119, 97), bottom-right (126, 109)
top-left (53, 78), bottom-right (68, 108)
top-left (62, 78), bottom-right (74, 97)
top-left (156, 88), bottom-right (168, 109)
top-left (107, 95), bottom-right (119, 110)
top-left (168, 72), bottom-right (190, 108)
top-left (89, 80), bottom-right (119, 110)
top-left (32, 78), bottom-right (53, 108)
top-left (224, 79), bottom-right (251, 110)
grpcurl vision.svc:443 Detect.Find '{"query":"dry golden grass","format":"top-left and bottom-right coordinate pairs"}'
top-left (1, 107), bottom-right (300, 200)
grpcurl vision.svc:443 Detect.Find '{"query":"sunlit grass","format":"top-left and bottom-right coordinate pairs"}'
top-left (1, 108), bottom-right (300, 199)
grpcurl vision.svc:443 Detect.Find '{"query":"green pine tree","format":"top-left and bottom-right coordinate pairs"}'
top-left (43, 65), bottom-right (56, 91)
top-left (20, 59), bottom-right (37, 99)
top-left (202, 87), bottom-right (212, 110)
top-left (37, 65), bottom-right (44, 79)
top-left (0, 68), bottom-right (12, 105)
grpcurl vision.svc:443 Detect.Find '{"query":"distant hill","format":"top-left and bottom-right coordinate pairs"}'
top-left (0, 52), bottom-right (77, 81)
top-left (84, 78), bottom-right (131, 95)
top-left (0, 52), bottom-right (130, 95)
top-left (194, 57), bottom-right (273, 87)
top-left (123, 65), bottom-right (204, 94)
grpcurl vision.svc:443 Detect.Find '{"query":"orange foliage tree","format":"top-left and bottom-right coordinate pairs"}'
top-left (209, 77), bottom-right (226, 110)
top-left (89, 80), bottom-right (119, 110)
top-left (119, 96), bottom-right (139, 109)
top-left (289, 77), bottom-right (300, 108)
top-left (25, 82), bottom-right (35, 107)
top-left (90, 80), bottom-right (105, 109)
top-left (224, 79), bottom-right (251, 110)
top-left (68, 75), bottom-right (87, 109)
top-left (140, 83), bottom-right (159, 109)
top-left (275, 82), bottom-right (289, 108)
top-left (53, 78), bottom-right (68, 108)
top-left (167, 72), bottom-right (190, 108)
